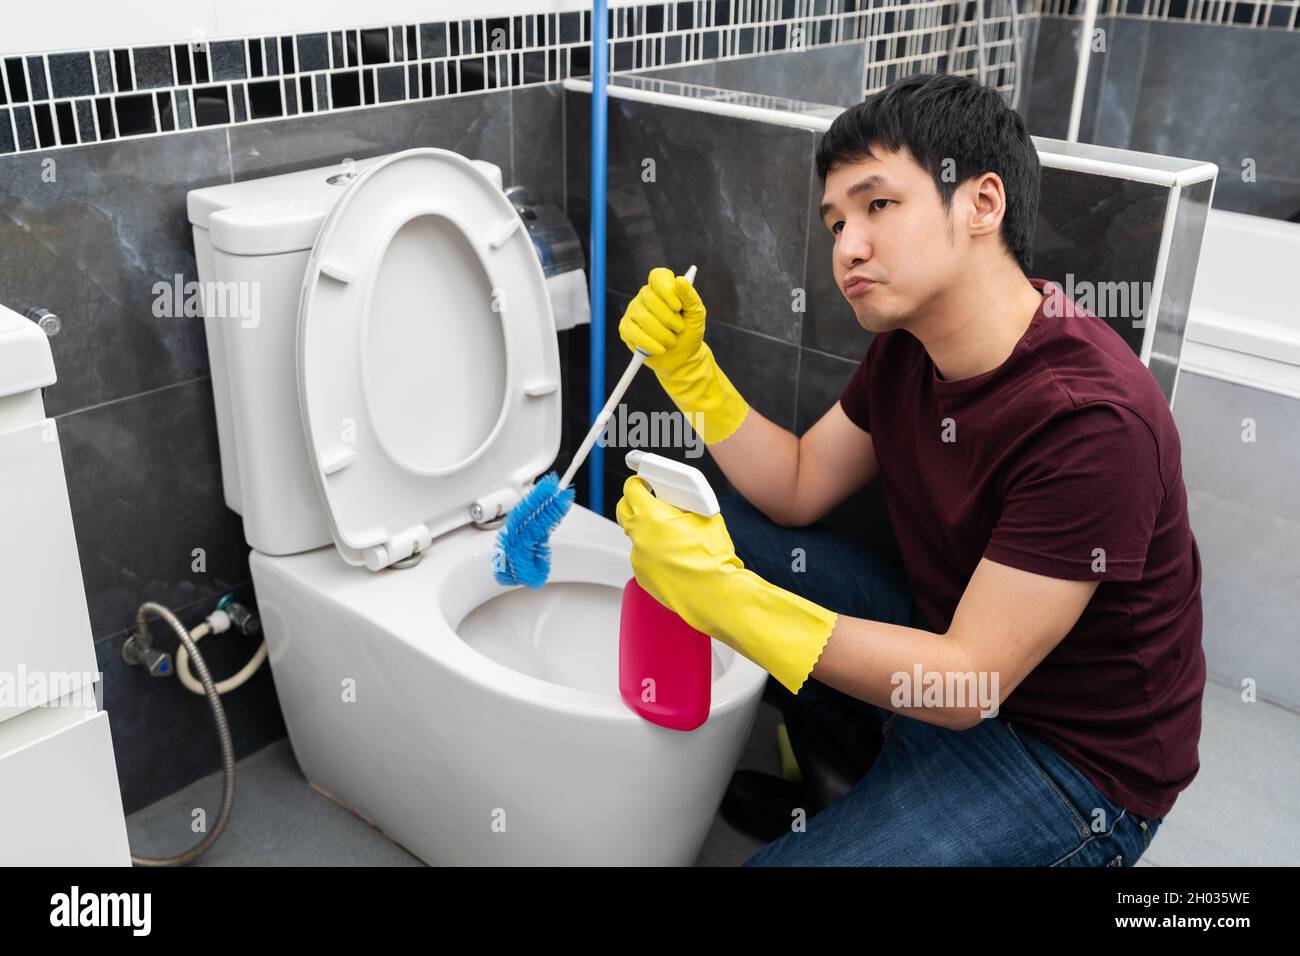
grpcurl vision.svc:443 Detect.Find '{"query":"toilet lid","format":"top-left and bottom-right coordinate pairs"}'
top-left (297, 148), bottom-right (562, 571)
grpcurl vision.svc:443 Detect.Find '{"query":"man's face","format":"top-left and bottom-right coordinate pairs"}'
top-left (819, 147), bottom-right (965, 333)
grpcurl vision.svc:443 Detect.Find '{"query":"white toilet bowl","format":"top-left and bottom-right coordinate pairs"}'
top-left (252, 504), bottom-right (766, 865)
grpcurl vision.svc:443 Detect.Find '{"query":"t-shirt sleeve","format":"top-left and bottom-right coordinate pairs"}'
top-left (983, 403), bottom-right (1166, 582)
top-left (838, 336), bottom-right (878, 433)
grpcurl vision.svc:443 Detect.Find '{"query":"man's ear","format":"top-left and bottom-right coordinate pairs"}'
top-left (966, 172), bottom-right (1007, 239)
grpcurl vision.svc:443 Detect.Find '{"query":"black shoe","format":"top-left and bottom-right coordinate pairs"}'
top-left (719, 769), bottom-right (810, 843)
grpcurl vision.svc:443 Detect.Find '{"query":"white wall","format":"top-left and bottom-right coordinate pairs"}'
top-left (5, 0), bottom-right (642, 56)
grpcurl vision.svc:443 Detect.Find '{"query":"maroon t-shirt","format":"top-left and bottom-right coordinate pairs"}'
top-left (839, 278), bottom-right (1205, 820)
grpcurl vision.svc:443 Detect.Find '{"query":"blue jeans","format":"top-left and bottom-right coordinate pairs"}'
top-left (717, 494), bottom-right (1163, 867)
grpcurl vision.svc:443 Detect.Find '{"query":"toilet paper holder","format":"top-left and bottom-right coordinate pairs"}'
top-left (506, 186), bottom-right (590, 332)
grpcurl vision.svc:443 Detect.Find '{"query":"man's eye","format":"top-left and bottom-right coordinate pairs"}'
top-left (831, 221), bottom-right (843, 235)
top-left (870, 199), bottom-right (894, 212)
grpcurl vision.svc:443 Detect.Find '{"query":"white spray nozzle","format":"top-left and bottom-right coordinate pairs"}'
top-left (625, 451), bottom-right (720, 517)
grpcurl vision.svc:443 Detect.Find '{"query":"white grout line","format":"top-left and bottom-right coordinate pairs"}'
top-left (41, 55), bottom-right (62, 146)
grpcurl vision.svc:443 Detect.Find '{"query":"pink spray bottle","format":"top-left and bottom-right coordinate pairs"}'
top-left (619, 450), bottom-right (721, 732)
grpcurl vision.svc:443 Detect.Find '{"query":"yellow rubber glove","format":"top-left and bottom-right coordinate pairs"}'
top-left (615, 475), bottom-right (838, 695)
top-left (618, 268), bottom-right (749, 445)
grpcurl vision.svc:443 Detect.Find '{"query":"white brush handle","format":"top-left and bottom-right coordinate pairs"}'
top-left (558, 264), bottom-right (697, 491)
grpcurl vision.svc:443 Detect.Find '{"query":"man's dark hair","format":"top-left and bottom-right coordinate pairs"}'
top-left (815, 73), bottom-right (1040, 274)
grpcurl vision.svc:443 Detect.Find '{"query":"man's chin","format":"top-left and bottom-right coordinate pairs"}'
top-left (853, 306), bottom-right (907, 335)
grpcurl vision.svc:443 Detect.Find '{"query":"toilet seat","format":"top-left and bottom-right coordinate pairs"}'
top-left (296, 149), bottom-right (562, 570)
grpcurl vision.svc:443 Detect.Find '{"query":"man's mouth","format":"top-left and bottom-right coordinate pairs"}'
top-left (844, 275), bottom-right (879, 298)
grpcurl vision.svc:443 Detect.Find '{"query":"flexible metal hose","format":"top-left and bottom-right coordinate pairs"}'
top-left (130, 602), bottom-right (237, 867)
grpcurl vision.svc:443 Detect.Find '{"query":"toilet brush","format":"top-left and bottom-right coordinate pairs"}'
top-left (492, 265), bottom-right (697, 589)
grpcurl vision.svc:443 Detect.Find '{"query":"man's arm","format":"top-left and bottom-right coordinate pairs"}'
top-left (708, 401), bottom-right (878, 528)
top-left (810, 558), bottom-right (1100, 729)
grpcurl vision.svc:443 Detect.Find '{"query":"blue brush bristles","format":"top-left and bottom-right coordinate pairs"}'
top-left (492, 471), bottom-right (576, 589)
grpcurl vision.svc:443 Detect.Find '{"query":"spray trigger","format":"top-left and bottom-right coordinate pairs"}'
top-left (624, 451), bottom-right (720, 517)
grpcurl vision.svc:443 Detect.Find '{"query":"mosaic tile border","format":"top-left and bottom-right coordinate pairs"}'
top-left (1043, 0), bottom-right (1300, 26)
top-left (2, 0), bottom-right (1292, 156)
top-left (0, 1), bottom-right (893, 155)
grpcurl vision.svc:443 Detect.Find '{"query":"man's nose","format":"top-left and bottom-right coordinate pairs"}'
top-left (837, 221), bottom-right (872, 268)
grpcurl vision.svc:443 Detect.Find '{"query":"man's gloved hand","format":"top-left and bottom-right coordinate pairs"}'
top-left (618, 267), bottom-right (749, 445)
top-left (615, 475), bottom-right (838, 694)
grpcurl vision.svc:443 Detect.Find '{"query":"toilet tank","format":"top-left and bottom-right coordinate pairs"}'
top-left (187, 155), bottom-right (505, 556)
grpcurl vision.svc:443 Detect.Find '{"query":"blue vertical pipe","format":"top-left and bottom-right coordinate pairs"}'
top-left (588, 0), bottom-right (609, 514)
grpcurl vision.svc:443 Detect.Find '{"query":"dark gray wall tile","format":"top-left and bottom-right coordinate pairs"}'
top-left (49, 52), bottom-right (96, 99)
top-left (296, 33), bottom-right (330, 72)
top-left (561, 315), bottom-right (592, 483)
top-left (511, 83), bottom-right (564, 208)
top-left (208, 41), bottom-right (247, 82)
top-left (13, 108), bottom-right (36, 151)
top-left (1026, 15), bottom-right (1108, 141)
top-left (133, 47), bottom-right (175, 90)
top-left (26, 56), bottom-right (49, 101)
top-left (565, 89), bottom-right (816, 344)
top-left (59, 378), bottom-right (249, 641)
top-left (376, 66), bottom-right (404, 103)
top-left (228, 89), bottom-right (513, 180)
top-left (1013, 13), bottom-right (1040, 124)
top-left (231, 85), bottom-right (247, 122)
top-left (74, 100), bottom-right (96, 142)
top-left (706, 320), bottom-right (800, 432)
top-left (1130, 21), bottom-right (1300, 181)
top-left (1093, 16), bottom-right (1148, 148)
top-left (635, 61), bottom-right (718, 86)
top-left (1031, 166), bottom-right (1166, 358)
top-left (793, 346), bottom-right (900, 560)
top-left (94, 50), bottom-right (114, 93)
top-left (0, 129), bottom-right (231, 416)
top-left (711, 45), bottom-right (866, 106)
top-left (419, 22), bottom-right (448, 59)
top-left (553, 326), bottom-right (580, 473)
top-left (794, 345), bottom-right (856, 435)
top-left (1210, 172), bottom-right (1300, 221)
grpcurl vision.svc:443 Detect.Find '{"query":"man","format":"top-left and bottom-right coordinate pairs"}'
top-left (614, 73), bottom-right (1205, 866)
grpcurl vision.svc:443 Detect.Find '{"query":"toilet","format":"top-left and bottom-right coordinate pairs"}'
top-left (187, 148), bottom-right (767, 865)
